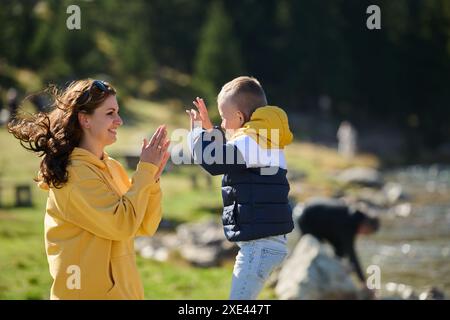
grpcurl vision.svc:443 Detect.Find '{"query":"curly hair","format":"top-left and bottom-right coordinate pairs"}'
top-left (7, 79), bottom-right (116, 188)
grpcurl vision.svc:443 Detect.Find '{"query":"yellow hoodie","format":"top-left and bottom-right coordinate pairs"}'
top-left (230, 106), bottom-right (293, 149)
top-left (40, 147), bottom-right (162, 300)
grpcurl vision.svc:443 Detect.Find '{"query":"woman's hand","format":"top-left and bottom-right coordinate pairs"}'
top-left (140, 125), bottom-right (170, 169)
top-left (154, 150), bottom-right (170, 180)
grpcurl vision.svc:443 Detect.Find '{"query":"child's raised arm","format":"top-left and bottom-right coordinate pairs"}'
top-left (192, 97), bottom-right (213, 130)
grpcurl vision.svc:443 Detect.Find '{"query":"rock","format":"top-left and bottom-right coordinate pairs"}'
top-left (178, 242), bottom-right (236, 268)
top-left (134, 236), bottom-right (152, 253)
top-left (176, 220), bottom-right (238, 267)
top-left (141, 245), bottom-right (169, 261)
top-left (419, 287), bottom-right (446, 300)
top-left (135, 234), bottom-right (180, 262)
top-left (383, 182), bottom-right (407, 204)
top-left (384, 282), bottom-right (418, 300)
top-left (287, 169), bottom-right (307, 181)
top-left (337, 167), bottom-right (383, 188)
top-left (351, 188), bottom-right (390, 208)
top-left (391, 203), bottom-right (412, 218)
top-left (177, 220), bottom-right (225, 246)
top-left (275, 234), bottom-right (361, 300)
top-left (402, 287), bottom-right (419, 300)
top-left (135, 220), bottom-right (238, 266)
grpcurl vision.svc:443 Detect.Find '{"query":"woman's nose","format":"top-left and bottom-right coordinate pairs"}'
top-left (115, 115), bottom-right (123, 126)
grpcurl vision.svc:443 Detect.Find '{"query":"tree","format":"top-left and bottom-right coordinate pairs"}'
top-left (193, 0), bottom-right (244, 104)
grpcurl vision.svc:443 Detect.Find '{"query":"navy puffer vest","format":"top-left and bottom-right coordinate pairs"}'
top-left (221, 167), bottom-right (294, 241)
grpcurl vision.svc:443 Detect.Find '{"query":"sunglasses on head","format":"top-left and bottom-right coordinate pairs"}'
top-left (76, 80), bottom-right (113, 106)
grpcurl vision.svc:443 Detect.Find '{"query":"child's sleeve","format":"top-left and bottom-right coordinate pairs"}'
top-left (188, 127), bottom-right (247, 175)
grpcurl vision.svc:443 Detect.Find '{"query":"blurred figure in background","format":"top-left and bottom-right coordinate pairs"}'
top-left (337, 121), bottom-right (357, 159)
top-left (0, 86), bottom-right (7, 125)
top-left (296, 198), bottom-right (379, 286)
top-left (29, 94), bottom-right (47, 112)
top-left (0, 86), bottom-right (3, 110)
top-left (6, 87), bottom-right (19, 118)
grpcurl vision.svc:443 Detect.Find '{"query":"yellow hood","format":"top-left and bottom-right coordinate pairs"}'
top-left (70, 147), bottom-right (108, 169)
top-left (37, 147), bottom-right (109, 190)
top-left (230, 106), bottom-right (293, 149)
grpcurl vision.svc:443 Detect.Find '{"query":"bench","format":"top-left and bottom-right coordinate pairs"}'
top-left (0, 183), bottom-right (33, 208)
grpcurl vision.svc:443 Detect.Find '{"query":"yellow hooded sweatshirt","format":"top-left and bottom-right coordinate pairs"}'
top-left (39, 147), bottom-right (162, 300)
top-left (230, 106), bottom-right (293, 149)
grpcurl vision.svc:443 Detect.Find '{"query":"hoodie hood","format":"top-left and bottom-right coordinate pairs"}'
top-left (37, 147), bottom-right (109, 190)
top-left (69, 147), bottom-right (108, 169)
top-left (37, 172), bottom-right (49, 191)
top-left (230, 106), bottom-right (293, 149)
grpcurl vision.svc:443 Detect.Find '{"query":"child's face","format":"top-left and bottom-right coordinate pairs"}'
top-left (218, 101), bottom-right (243, 131)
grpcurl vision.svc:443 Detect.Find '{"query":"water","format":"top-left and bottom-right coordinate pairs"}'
top-left (358, 165), bottom-right (450, 298)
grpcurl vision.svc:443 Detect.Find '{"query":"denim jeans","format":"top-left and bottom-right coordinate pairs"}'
top-left (229, 234), bottom-right (288, 300)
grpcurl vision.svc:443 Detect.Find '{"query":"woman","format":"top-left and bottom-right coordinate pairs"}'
top-left (8, 79), bottom-right (170, 299)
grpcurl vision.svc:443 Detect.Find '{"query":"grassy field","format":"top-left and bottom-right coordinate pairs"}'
top-left (0, 98), bottom-right (377, 299)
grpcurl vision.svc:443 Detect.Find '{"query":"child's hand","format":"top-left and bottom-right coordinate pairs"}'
top-left (185, 108), bottom-right (201, 131)
top-left (193, 97), bottom-right (213, 130)
top-left (140, 125), bottom-right (170, 169)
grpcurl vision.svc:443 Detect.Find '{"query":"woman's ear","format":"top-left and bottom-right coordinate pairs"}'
top-left (78, 112), bottom-right (90, 129)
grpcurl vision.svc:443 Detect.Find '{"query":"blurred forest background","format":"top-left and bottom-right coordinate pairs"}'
top-left (1, 0), bottom-right (449, 163)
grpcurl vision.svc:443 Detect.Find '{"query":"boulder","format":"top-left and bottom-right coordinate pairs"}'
top-left (275, 234), bottom-right (361, 300)
top-left (383, 182), bottom-right (408, 204)
top-left (287, 169), bottom-right (308, 182)
top-left (176, 220), bottom-right (238, 267)
top-left (135, 220), bottom-right (238, 266)
top-left (135, 233), bottom-right (180, 262)
top-left (390, 203), bottom-right (412, 218)
top-left (337, 167), bottom-right (383, 188)
top-left (419, 287), bottom-right (446, 300)
top-left (383, 283), bottom-right (446, 300)
top-left (384, 282), bottom-right (418, 300)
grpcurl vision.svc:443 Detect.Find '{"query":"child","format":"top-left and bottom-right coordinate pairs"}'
top-left (186, 76), bottom-right (294, 299)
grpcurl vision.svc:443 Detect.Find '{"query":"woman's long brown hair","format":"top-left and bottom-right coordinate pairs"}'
top-left (7, 79), bottom-right (116, 188)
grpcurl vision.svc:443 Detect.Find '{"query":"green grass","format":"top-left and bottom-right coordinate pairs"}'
top-left (0, 98), bottom-right (377, 299)
top-left (0, 206), bottom-right (51, 299)
top-left (0, 202), bottom-right (276, 300)
top-left (139, 258), bottom-right (235, 300)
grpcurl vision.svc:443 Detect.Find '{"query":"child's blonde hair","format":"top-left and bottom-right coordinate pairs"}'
top-left (218, 76), bottom-right (267, 122)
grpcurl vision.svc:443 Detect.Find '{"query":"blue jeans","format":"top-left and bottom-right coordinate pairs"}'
top-left (229, 234), bottom-right (288, 300)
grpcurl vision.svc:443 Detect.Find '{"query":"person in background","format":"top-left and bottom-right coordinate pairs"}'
top-left (296, 198), bottom-right (379, 284)
top-left (7, 87), bottom-right (19, 117)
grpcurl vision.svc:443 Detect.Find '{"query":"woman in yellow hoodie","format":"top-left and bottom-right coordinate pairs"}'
top-left (8, 79), bottom-right (170, 299)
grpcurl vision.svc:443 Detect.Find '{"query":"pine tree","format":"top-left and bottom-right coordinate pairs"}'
top-left (193, 0), bottom-right (244, 104)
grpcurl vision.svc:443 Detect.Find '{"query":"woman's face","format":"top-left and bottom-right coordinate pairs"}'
top-left (82, 95), bottom-right (123, 148)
